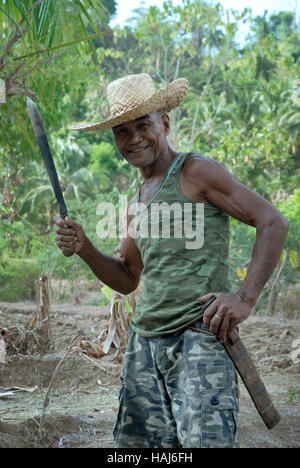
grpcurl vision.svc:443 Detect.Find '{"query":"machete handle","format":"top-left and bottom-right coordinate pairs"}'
top-left (228, 329), bottom-right (240, 345)
top-left (60, 214), bottom-right (76, 257)
top-left (61, 246), bottom-right (75, 257)
top-left (201, 295), bottom-right (217, 310)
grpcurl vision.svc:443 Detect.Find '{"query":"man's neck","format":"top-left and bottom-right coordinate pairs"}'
top-left (140, 147), bottom-right (177, 183)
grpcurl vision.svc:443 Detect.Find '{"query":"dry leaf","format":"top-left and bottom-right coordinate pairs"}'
top-left (76, 338), bottom-right (105, 358)
top-left (73, 279), bottom-right (136, 361)
top-left (3, 385), bottom-right (38, 393)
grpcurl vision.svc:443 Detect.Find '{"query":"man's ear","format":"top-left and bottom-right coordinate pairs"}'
top-left (162, 113), bottom-right (170, 136)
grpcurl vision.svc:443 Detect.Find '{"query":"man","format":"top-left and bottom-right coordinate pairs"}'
top-left (55, 73), bottom-right (289, 448)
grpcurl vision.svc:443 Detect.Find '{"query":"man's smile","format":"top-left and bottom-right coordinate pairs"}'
top-left (128, 145), bottom-right (150, 154)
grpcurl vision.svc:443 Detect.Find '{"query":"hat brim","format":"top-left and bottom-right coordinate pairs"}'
top-left (70, 78), bottom-right (188, 132)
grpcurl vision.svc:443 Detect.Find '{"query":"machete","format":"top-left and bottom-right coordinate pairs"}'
top-left (26, 97), bottom-right (74, 256)
top-left (202, 296), bottom-right (281, 430)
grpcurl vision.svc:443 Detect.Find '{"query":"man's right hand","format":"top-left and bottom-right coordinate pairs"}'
top-left (55, 216), bottom-right (86, 257)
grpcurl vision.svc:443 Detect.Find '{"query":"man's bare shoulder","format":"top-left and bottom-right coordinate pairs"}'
top-left (185, 153), bottom-right (224, 171)
top-left (183, 153), bottom-right (229, 190)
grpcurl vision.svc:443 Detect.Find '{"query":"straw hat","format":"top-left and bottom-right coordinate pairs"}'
top-left (70, 73), bottom-right (189, 132)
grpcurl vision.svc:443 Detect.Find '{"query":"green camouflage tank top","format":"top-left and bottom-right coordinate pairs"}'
top-left (130, 152), bottom-right (231, 337)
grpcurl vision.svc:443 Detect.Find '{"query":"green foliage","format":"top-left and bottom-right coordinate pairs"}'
top-left (278, 189), bottom-right (300, 253)
top-left (90, 141), bottom-right (119, 189)
top-left (0, 258), bottom-right (40, 301)
top-left (287, 386), bottom-right (296, 404)
top-left (0, 0), bottom-right (300, 315)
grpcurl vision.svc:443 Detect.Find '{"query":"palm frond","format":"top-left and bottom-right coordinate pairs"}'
top-left (14, 32), bottom-right (105, 61)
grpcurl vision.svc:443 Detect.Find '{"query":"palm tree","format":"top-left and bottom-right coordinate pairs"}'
top-left (0, 0), bottom-right (112, 225)
top-left (17, 143), bottom-right (95, 231)
top-left (0, 0), bottom-right (109, 102)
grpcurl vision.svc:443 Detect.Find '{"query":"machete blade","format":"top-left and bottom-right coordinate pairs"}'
top-left (26, 97), bottom-right (68, 219)
top-left (201, 295), bottom-right (281, 429)
top-left (27, 98), bottom-right (75, 257)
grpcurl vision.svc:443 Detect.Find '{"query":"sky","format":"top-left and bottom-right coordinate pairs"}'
top-left (110, 0), bottom-right (299, 27)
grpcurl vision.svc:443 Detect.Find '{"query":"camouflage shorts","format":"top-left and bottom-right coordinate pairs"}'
top-left (113, 321), bottom-right (239, 448)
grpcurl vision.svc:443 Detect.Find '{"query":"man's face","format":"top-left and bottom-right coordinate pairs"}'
top-left (112, 112), bottom-right (170, 169)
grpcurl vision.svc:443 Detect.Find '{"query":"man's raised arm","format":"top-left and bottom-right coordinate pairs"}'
top-left (55, 197), bottom-right (143, 295)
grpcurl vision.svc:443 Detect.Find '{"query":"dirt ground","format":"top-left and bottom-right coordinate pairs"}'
top-left (0, 294), bottom-right (299, 449)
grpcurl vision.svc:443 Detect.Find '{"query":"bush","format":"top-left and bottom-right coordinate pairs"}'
top-left (0, 258), bottom-right (40, 302)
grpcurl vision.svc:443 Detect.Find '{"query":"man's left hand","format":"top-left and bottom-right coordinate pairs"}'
top-left (199, 293), bottom-right (253, 343)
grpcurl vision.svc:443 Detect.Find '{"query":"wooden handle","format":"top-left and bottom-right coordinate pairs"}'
top-left (61, 245), bottom-right (75, 256)
top-left (223, 334), bottom-right (281, 429)
top-left (60, 215), bottom-right (75, 257)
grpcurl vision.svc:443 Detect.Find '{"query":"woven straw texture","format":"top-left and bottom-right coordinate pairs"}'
top-left (70, 73), bottom-right (188, 132)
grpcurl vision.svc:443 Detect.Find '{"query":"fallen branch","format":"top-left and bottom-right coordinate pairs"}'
top-left (38, 336), bottom-right (81, 438)
top-left (79, 352), bottom-right (115, 377)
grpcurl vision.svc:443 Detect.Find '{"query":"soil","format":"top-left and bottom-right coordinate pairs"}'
top-left (0, 296), bottom-right (299, 449)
